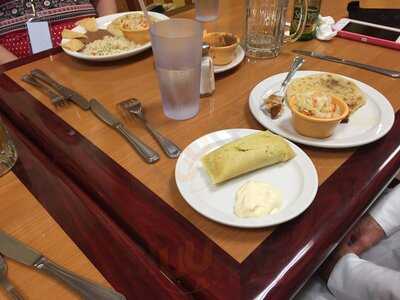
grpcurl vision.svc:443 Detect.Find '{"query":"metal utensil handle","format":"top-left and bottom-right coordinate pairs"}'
top-left (281, 56), bottom-right (305, 91)
top-left (8, 288), bottom-right (23, 300)
top-left (326, 56), bottom-right (400, 78)
top-left (0, 279), bottom-right (24, 300)
top-left (145, 123), bottom-right (181, 159)
top-left (21, 75), bottom-right (61, 101)
top-left (31, 69), bottom-right (65, 90)
top-left (35, 257), bottom-right (125, 300)
top-left (32, 69), bottom-right (91, 110)
top-left (117, 125), bottom-right (160, 164)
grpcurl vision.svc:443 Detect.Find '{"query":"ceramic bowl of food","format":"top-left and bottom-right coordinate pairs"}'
top-left (288, 93), bottom-right (349, 138)
top-left (203, 32), bottom-right (239, 65)
top-left (119, 15), bottom-right (150, 44)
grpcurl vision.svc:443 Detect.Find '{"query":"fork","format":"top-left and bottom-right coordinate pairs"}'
top-left (261, 56), bottom-right (304, 118)
top-left (21, 74), bottom-right (69, 108)
top-left (118, 99), bottom-right (182, 159)
top-left (0, 255), bottom-right (23, 300)
top-left (271, 56), bottom-right (305, 101)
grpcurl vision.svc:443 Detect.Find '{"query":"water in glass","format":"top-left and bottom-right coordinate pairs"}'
top-left (150, 19), bottom-right (202, 120)
top-left (195, 0), bottom-right (219, 22)
top-left (157, 67), bottom-right (200, 120)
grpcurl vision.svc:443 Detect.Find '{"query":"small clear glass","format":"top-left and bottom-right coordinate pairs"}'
top-left (0, 119), bottom-right (17, 176)
top-left (150, 19), bottom-right (203, 120)
top-left (195, 0), bottom-right (219, 22)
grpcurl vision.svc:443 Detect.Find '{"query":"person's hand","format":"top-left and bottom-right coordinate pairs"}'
top-left (319, 214), bottom-right (385, 282)
top-left (0, 45), bottom-right (17, 65)
top-left (320, 239), bottom-right (353, 282)
top-left (343, 214), bottom-right (385, 255)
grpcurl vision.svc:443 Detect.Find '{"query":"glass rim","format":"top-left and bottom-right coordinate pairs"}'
top-left (150, 18), bottom-right (203, 39)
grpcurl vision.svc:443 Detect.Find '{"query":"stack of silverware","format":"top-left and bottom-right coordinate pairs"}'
top-left (22, 69), bottom-right (181, 164)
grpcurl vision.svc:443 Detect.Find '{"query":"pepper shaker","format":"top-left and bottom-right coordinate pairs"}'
top-left (200, 44), bottom-right (215, 97)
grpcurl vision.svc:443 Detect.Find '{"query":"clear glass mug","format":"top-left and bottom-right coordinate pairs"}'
top-left (245, 0), bottom-right (308, 59)
top-left (0, 119), bottom-right (17, 176)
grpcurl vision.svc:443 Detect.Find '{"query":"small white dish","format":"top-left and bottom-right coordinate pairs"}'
top-left (213, 45), bottom-right (245, 74)
top-left (61, 11), bottom-right (169, 62)
top-left (175, 129), bottom-right (318, 228)
top-left (249, 71), bottom-right (395, 148)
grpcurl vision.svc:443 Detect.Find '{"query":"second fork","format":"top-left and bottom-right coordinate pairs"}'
top-left (21, 74), bottom-right (68, 108)
top-left (118, 99), bottom-right (182, 159)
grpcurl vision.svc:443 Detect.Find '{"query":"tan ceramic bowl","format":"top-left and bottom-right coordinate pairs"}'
top-left (288, 95), bottom-right (349, 139)
top-left (204, 32), bottom-right (239, 65)
top-left (120, 25), bottom-right (150, 44)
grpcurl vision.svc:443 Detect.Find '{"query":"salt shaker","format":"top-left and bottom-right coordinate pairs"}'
top-left (200, 44), bottom-right (215, 97)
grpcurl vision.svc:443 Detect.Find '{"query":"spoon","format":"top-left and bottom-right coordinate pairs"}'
top-left (138, 0), bottom-right (152, 26)
top-left (0, 255), bottom-right (23, 300)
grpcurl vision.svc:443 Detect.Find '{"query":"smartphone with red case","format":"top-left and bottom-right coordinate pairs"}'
top-left (334, 18), bottom-right (400, 50)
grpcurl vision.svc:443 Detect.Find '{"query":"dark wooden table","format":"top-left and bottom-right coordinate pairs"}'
top-left (0, 1), bottom-right (399, 299)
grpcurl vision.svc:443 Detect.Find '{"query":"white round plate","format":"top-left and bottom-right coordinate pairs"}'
top-left (175, 129), bottom-right (318, 228)
top-left (61, 12), bottom-right (169, 62)
top-left (249, 71), bottom-right (395, 148)
top-left (214, 45), bottom-right (245, 74)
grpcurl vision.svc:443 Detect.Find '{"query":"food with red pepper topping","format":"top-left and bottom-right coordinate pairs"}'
top-left (294, 92), bottom-right (342, 119)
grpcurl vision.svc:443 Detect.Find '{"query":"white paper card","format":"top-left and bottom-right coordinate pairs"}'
top-left (27, 21), bottom-right (53, 54)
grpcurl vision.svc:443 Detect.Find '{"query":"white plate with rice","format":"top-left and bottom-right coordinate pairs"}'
top-left (61, 11), bottom-right (169, 62)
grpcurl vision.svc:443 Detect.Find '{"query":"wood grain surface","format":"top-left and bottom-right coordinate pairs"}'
top-left (0, 174), bottom-right (108, 300)
top-left (0, 0), bottom-right (400, 299)
top-left (241, 111), bottom-right (400, 299)
top-left (0, 74), bottom-right (240, 299)
top-left (0, 113), bottom-right (192, 300)
top-left (7, 0), bottom-right (399, 263)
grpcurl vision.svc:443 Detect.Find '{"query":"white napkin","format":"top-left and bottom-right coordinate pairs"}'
top-left (316, 15), bottom-right (337, 41)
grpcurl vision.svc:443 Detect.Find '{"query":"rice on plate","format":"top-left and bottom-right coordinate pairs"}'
top-left (60, 11), bottom-right (169, 62)
top-left (82, 36), bottom-right (138, 56)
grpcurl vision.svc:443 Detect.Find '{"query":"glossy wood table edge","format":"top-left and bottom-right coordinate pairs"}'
top-left (0, 72), bottom-right (241, 299)
top-left (0, 112), bottom-right (192, 300)
top-left (241, 112), bottom-right (400, 299)
top-left (0, 48), bottom-right (62, 74)
top-left (1, 50), bottom-right (399, 299)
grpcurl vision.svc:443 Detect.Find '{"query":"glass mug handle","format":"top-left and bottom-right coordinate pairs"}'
top-left (285, 0), bottom-right (308, 43)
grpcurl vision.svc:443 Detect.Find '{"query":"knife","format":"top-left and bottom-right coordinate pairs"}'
top-left (0, 231), bottom-right (126, 300)
top-left (30, 69), bottom-right (91, 110)
top-left (90, 99), bottom-right (160, 164)
top-left (292, 50), bottom-right (400, 78)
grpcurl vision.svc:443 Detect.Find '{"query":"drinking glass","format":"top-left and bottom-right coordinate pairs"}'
top-left (150, 19), bottom-right (203, 120)
top-left (195, 0), bottom-right (219, 22)
top-left (245, 0), bottom-right (308, 59)
top-left (0, 119), bottom-right (17, 176)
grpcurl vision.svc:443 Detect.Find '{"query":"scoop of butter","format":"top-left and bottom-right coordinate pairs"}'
top-left (234, 181), bottom-right (282, 218)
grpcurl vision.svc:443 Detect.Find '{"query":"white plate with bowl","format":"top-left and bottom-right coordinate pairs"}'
top-left (175, 129), bottom-right (318, 228)
top-left (61, 11), bottom-right (169, 62)
top-left (249, 71), bottom-right (395, 148)
top-left (213, 45), bottom-right (245, 74)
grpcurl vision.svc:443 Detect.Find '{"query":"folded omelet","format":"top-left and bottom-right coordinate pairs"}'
top-left (287, 73), bottom-right (365, 114)
top-left (202, 131), bottom-right (295, 184)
